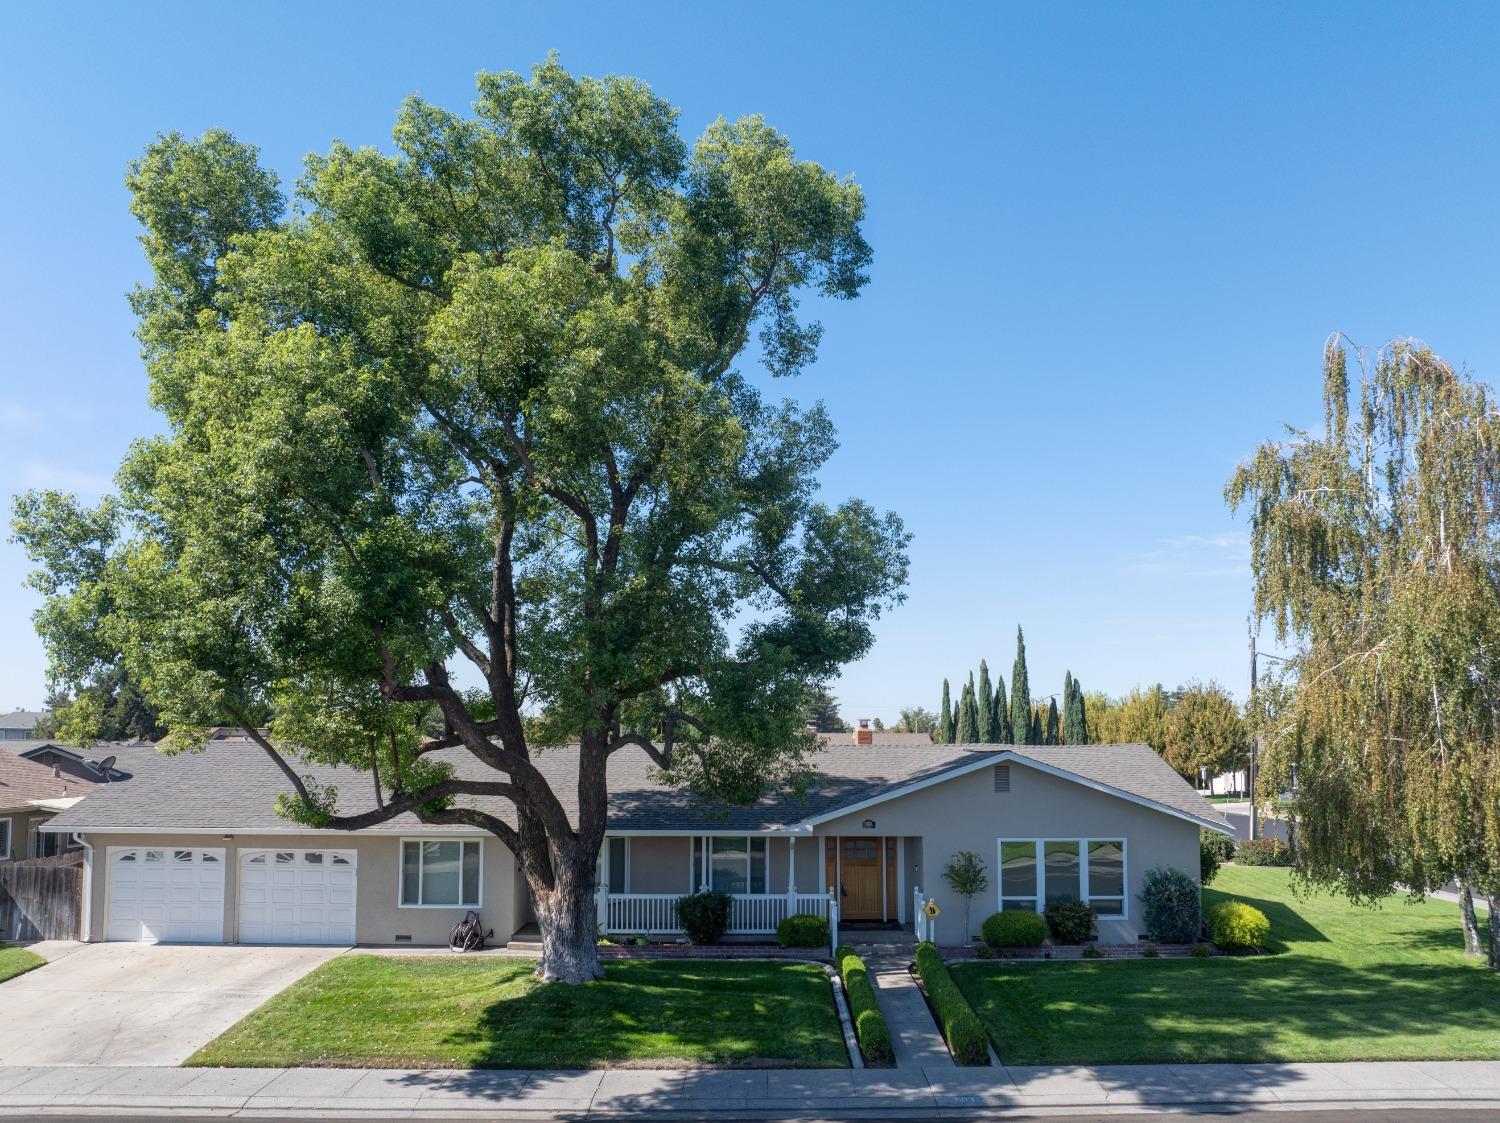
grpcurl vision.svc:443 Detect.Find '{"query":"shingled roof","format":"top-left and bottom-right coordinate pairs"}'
top-left (0, 747), bottom-right (98, 809)
top-left (44, 734), bottom-right (1229, 835)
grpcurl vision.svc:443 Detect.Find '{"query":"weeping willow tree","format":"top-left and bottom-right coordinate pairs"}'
top-left (1227, 336), bottom-right (1500, 966)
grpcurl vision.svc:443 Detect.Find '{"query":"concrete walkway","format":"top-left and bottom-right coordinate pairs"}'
top-left (864, 954), bottom-right (953, 1069)
top-left (2, 1061), bottom-right (1500, 1116)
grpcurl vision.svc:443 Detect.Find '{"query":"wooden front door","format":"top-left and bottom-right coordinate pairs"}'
top-left (840, 837), bottom-right (884, 920)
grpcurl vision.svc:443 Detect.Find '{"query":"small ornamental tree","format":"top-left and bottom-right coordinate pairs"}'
top-left (11, 58), bottom-right (909, 983)
top-left (941, 850), bottom-right (989, 942)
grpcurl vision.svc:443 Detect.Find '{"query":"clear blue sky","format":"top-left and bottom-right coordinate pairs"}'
top-left (3, 1), bottom-right (1498, 721)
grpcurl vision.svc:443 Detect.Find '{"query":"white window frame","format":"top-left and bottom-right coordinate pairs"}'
top-left (603, 836), bottom-right (630, 893)
top-left (693, 835), bottom-right (769, 894)
top-left (0, 817), bottom-right (10, 860)
top-left (995, 837), bottom-right (1128, 919)
top-left (398, 837), bottom-right (484, 909)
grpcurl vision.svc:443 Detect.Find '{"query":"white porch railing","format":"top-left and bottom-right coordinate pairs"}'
top-left (602, 891), bottom-right (830, 936)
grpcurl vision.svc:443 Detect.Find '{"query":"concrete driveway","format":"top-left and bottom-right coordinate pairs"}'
top-left (0, 942), bottom-right (342, 1066)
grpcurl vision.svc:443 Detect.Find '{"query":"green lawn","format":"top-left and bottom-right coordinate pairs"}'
top-left (0, 945), bottom-right (46, 984)
top-left (952, 865), bottom-right (1500, 1065)
top-left (188, 955), bottom-right (848, 1069)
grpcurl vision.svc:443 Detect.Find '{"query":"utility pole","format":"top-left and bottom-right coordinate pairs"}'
top-left (1248, 625), bottom-right (1260, 841)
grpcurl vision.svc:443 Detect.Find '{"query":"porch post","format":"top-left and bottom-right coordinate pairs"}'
top-left (828, 883), bottom-right (839, 953)
top-left (786, 836), bottom-right (797, 917)
top-left (596, 880), bottom-right (609, 932)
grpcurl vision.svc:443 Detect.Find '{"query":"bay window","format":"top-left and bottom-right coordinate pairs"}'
top-left (400, 839), bottom-right (482, 907)
top-left (995, 838), bottom-right (1127, 918)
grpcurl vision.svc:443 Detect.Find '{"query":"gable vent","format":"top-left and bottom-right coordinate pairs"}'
top-left (993, 764), bottom-right (1011, 792)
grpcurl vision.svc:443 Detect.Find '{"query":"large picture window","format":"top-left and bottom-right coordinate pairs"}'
top-left (606, 838), bottom-right (628, 893)
top-left (400, 839), bottom-right (482, 907)
top-left (692, 836), bottom-right (768, 893)
top-left (995, 838), bottom-right (1127, 918)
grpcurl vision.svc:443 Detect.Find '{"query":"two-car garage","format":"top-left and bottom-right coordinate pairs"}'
top-left (104, 846), bottom-right (356, 945)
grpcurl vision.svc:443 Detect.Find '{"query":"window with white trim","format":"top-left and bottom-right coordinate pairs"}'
top-left (606, 837), bottom-right (628, 893)
top-left (691, 836), bottom-right (768, 893)
top-left (997, 838), bottom-right (1127, 918)
top-left (0, 818), bottom-right (10, 860)
top-left (401, 839), bottom-right (482, 907)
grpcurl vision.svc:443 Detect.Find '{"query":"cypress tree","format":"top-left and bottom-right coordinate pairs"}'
top-left (1063, 673), bottom-right (1090, 744)
top-left (1029, 708), bottom-right (1043, 746)
top-left (977, 660), bottom-right (997, 742)
top-left (1062, 672), bottom-right (1075, 740)
top-left (955, 677), bottom-right (980, 743)
top-left (939, 679), bottom-right (953, 744)
top-left (1010, 626), bottom-right (1032, 744)
top-left (993, 673), bottom-right (1010, 744)
top-left (1046, 697), bottom-right (1060, 745)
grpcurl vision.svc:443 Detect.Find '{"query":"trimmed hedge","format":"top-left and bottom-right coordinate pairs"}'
top-left (777, 913), bottom-right (830, 948)
top-left (981, 910), bottom-right (1046, 948)
top-left (1201, 830), bottom-right (1237, 863)
top-left (834, 945), bottom-right (894, 1065)
top-left (914, 942), bottom-right (989, 1065)
top-left (1236, 838), bottom-right (1293, 866)
top-left (1044, 899), bottom-right (1096, 944)
top-left (1207, 900), bottom-right (1270, 951)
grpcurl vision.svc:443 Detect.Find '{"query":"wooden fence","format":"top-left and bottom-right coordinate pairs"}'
top-left (0, 853), bottom-right (83, 941)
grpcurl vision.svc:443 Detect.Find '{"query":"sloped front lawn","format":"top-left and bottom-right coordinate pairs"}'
top-left (189, 955), bottom-right (847, 1069)
top-left (952, 866), bottom-right (1500, 1064)
top-left (0, 945), bottom-right (46, 984)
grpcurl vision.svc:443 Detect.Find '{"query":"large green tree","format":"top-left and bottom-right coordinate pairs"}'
top-left (12, 59), bottom-right (909, 983)
top-left (938, 679), bottom-right (954, 743)
top-left (1163, 680), bottom-right (1245, 782)
top-left (1228, 336), bottom-right (1500, 966)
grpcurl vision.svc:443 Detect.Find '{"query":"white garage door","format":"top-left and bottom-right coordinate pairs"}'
top-left (106, 847), bottom-right (226, 942)
top-left (238, 849), bottom-right (356, 945)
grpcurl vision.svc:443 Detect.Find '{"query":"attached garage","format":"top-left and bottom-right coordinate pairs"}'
top-left (105, 846), bottom-right (225, 943)
top-left (238, 848), bottom-right (356, 945)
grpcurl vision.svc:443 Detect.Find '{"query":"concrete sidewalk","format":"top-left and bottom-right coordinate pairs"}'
top-left (3, 1060), bottom-right (1500, 1117)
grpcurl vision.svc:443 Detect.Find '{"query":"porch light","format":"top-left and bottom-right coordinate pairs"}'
top-left (862, 819), bottom-right (876, 829)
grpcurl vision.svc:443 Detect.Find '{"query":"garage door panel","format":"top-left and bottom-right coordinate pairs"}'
top-left (107, 848), bottom-right (226, 943)
top-left (237, 849), bottom-right (356, 945)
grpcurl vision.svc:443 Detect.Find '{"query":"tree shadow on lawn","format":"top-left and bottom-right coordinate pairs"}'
top-left (439, 960), bottom-right (846, 1070)
top-left (955, 954), bottom-right (1500, 1067)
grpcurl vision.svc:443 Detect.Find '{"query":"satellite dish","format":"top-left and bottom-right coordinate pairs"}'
top-left (97, 754), bottom-right (117, 780)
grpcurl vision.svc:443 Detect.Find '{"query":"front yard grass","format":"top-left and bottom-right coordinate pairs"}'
top-left (952, 865), bottom-right (1500, 1065)
top-left (188, 955), bottom-right (847, 1069)
top-left (0, 945), bottom-right (45, 984)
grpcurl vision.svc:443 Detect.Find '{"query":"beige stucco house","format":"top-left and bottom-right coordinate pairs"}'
top-left (42, 730), bottom-right (1229, 947)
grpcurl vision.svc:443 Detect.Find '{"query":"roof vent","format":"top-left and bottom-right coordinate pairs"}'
top-left (993, 764), bottom-right (1011, 792)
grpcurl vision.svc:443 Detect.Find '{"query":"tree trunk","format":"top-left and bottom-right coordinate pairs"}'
top-left (1458, 883), bottom-right (1484, 956)
top-left (528, 857), bottom-right (605, 984)
top-left (1488, 897), bottom-right (1500, 973)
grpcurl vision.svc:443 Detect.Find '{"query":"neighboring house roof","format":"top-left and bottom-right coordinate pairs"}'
top-left (815, 731), bottom-right (939, 747)
top-left (15, 741), bottom-right (148, 783)
top-left (0, 747), bottom-right (98, 811)
top-left (0, 710), bottom-right (46, 732)
top-left (44, 734), bottom-right (1230, 836)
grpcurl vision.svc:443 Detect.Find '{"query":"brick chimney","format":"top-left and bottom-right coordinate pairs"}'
top-left (853, 718), bottom-right (874, 745)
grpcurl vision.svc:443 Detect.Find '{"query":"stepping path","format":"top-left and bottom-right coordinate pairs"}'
top-left (858, 950), bottom-right (954, 1070)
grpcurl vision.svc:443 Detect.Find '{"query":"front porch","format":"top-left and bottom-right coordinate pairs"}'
top-left (594, 832), bottom-right (925, 939)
